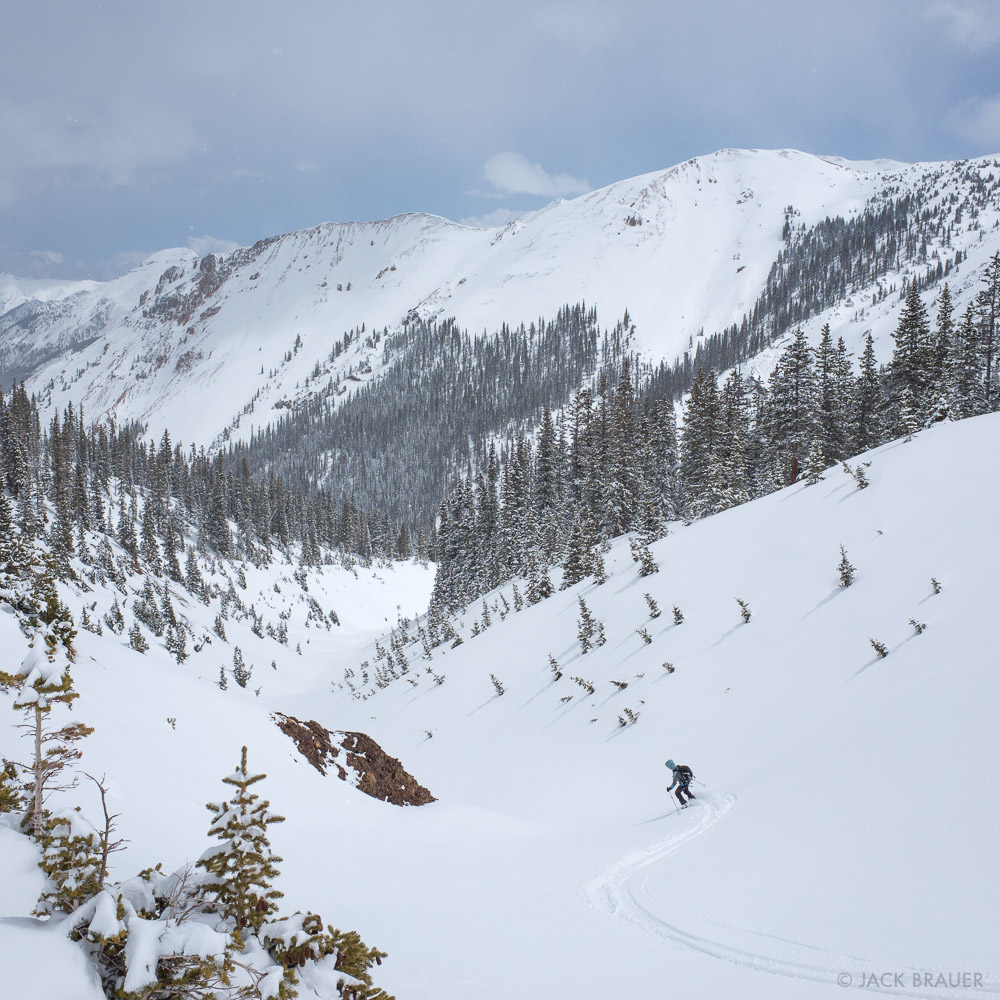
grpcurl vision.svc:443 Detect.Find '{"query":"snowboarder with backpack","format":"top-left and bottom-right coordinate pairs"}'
top-left (665, 759), bottom-right (696, 806)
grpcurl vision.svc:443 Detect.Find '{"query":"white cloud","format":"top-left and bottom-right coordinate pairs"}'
top-left (946, 95), bottom-right (1000, 147)
top-left (457, 208), bottom-right (526, 229)
top-left (29, 249), bottom-right (64, 265)
top-left (924, 1), bottom-right (1000, 49)
top-left (294, 160), bottom-right (321, 173)
top-left (186, 234), bottom-right (241, 257)
top-left (482, 152), bottom-right (590, 198)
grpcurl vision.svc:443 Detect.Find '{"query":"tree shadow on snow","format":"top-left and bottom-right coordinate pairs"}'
top-left (850, 635), bottom-right (917, 680)
top-left (710, 623), bottom-right (744, 648)
top-left (800, 587), bottom-right (843, 622)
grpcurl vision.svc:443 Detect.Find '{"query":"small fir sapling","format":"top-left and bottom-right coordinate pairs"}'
top-left (618, 707), bottom-right (640, 726)
top-left (591, 549), bottom-right (609, 584)
top-left (103, 598), bottom-right (125, 633)
top-left (637, 627), bottom-right (652, 644)
top-left (629, 536), bottom-right (659, 576)
top-left (232, 647), bottom-right (252, 688)
top-left (548, 654), bottom-right (562, 681)
top-left (560, 695), bottom-right (573, 704)
top-left (644, 593), bottom-right (662, 619)
top-left (219, 665), bottom-right (229, 690)
top-left (490, 673), bottom-right (505, 696)
top-left (909, 618), bottom-right (927, 635)
top-left (930, 577), bottom-right (942, 595)
top-left (0, 760), bottom-right (23, 814)
top-left (663, 661), bottom-right (675, 674)
top-left (577, 596), bottom-right (595, 654)
top-left (672, 605), bottom-right (684, 625)
top-left (572, 676), bottom-right (596, 695)
top-left (838, 544), bottom-right (856, 587)
top-left (736, 598), bottom-right (752, 623)
top-left (128, 622), bottom-right (149, 652)
top-left (611, 679), bottom-right (629, 690)
top-left (842, 461), bottom-right (871, 489)
top-left (870, 638), bottom-right (889, 658)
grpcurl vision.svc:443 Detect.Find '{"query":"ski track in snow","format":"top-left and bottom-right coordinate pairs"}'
top-left (584, 793), bottom-right (998, 999)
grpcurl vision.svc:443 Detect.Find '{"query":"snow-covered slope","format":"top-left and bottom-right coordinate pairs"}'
top-left (3, 413), bottom-right (997, 999)
top-left (4, 148), bottom-right (1000, 447)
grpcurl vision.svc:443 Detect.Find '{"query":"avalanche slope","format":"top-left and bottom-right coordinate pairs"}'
top-left (2, 416), bottom-right (999, 999)
top-left (4, 148), bottom-right (1000, 448)
top-left (321, 412), bottom-right (1000, 999)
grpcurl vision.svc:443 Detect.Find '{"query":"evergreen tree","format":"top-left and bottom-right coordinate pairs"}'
top-left (577, 596), bottom-right (595, 654)
top-left (767, 330), bottom-right (820, 484)
top-left (0, 565), bottom-right (91, 839)
top-left (197, 746), bottom-right (285, 940)
top-left (853, 332), bottom-right (885, 451)
top-left (888, 281), bottom-right (932, 426)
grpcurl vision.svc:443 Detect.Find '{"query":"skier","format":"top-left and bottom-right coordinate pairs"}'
top-left (665, 759), bottom-right (696, 806)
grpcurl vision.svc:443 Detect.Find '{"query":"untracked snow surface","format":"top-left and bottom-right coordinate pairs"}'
top-left (2, 415), bottom-right (998, 998)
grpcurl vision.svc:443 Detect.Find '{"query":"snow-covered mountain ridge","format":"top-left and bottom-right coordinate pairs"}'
top-left (4, 147), bottom-right (1000, 447)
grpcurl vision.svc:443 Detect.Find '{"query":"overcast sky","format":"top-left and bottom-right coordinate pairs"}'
top-left (3, 0), bottom-right (999, 279)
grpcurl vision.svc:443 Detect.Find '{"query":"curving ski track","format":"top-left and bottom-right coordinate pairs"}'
top-left (583, 793), bottom-right (997, 999)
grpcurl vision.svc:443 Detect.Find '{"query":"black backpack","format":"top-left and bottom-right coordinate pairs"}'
top-left (675, 764), bottom-right (694, 783)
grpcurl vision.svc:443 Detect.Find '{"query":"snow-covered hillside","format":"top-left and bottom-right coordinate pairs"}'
top-left (3, 148), bottom-right (1000, 447)
top-left (3, 413), bottom-right (997, 999)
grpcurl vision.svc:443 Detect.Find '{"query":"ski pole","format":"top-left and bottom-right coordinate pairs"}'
top-left (669, 790), bottom-right (679, 814)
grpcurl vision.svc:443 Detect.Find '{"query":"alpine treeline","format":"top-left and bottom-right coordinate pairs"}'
top-left (430, 257), bottom-right (1000, 613)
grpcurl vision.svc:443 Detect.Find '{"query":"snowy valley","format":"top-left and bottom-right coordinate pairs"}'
top-left (2, 412), bottom-right (998, 999)
top-left (1, 146), bottom-right (999, 1000)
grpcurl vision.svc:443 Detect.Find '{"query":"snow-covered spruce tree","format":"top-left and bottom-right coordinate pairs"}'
top-left (103, 598), bottom-right (125, 634)
top-left (0, 759), bottom-right (24, 815)
top-left (767, 328), bottom-right (820, 485)
top-left (490, 674), bottom-right (505, 696)
top-left (838, 545), bottom-right (856, 587)
top-left (233, 647), bottom-right (252, 689)
top-left (548, 654), bottom-right (562, 681)
top-left (590, 546), bottom-right (608, 585)
top-left (594, 620), bottom-right (606, 647)
top-left (0, 563), bottom-right (92, 839)
top-left (736, 598), bottom-right (751, 623)
top-left (672, 605), bottom-right (684, 625)
top-left (870, 638), bottom-right (888, 658)
top-left (644, 593), bottom-right (661, 619)
top-left (628, 536), bottom-right (659, 576)
top-left (197, 746), bottom-right (285, 943)
top-left (577, 596), bottom-right (595, 654)
top-left (34, 807), bottom-right (104, 915)
top-left (887, 280), bottom-right (933, 429)
top-left (803, 440), bottom-right (827, 485)
top-left (128, 621), bottom-right (149, 653)
top-left (560, 517), bottom-right (591, 589)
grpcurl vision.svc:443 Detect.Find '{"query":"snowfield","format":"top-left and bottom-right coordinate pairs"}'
top-left (2, 413), bottom-right (999, 998)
